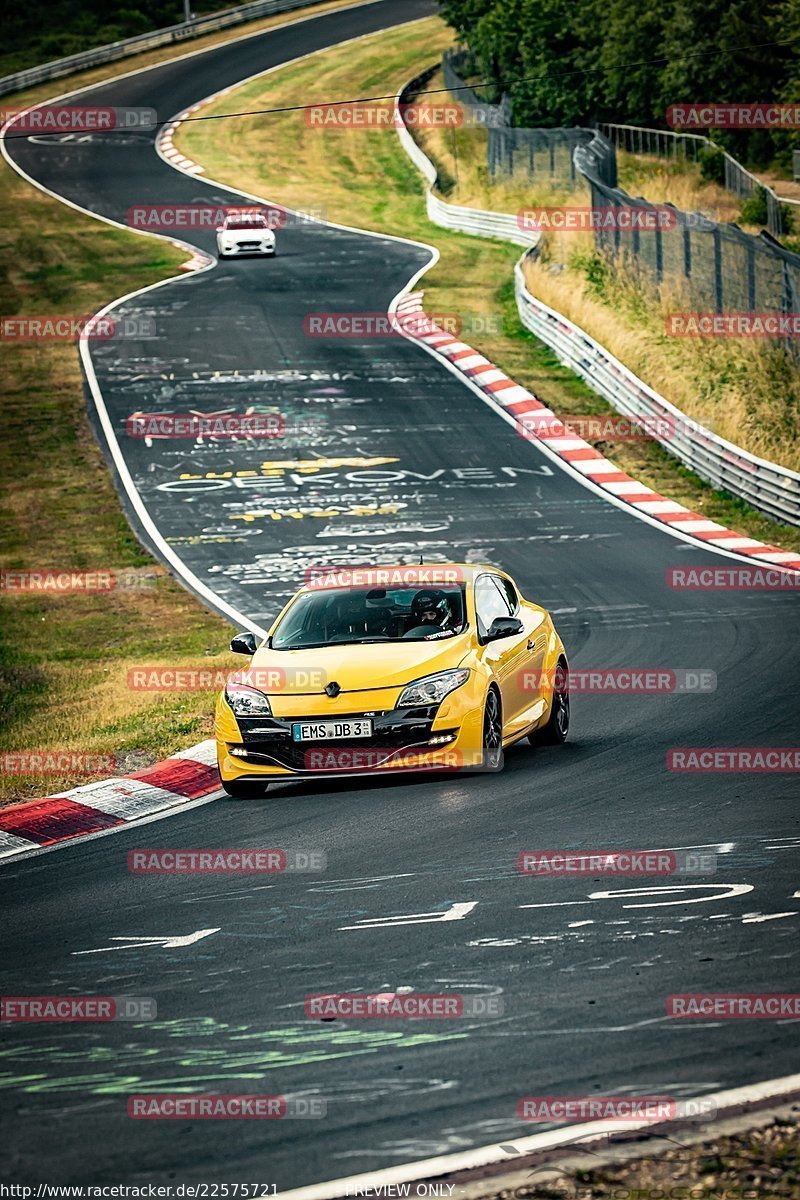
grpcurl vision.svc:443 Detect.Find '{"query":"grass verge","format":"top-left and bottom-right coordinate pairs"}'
top-left (0, 2), bottom-right (371, 805)
top-left (414, 70), bottom-right (800, 475)
top-left (0, 153), bottom-right (239, 803)
top-left (177, 15), bottom-right (800, 553)
top-left (485, 1117), bottom-right (800, 1199)
top-left (0, 0), bottom-right (375, 808)
top-left (1, 0), bottom-right (366, 113)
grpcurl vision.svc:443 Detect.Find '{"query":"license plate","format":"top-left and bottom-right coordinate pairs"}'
top-left (292, 719), bottom-right (373, 742)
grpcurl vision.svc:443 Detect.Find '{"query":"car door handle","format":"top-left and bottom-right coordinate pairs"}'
top-left (527, 639), bottom-right (535, 650)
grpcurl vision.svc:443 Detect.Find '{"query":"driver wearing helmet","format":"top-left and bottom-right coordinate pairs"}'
top-left (403, 589), bottom-right (453, 638)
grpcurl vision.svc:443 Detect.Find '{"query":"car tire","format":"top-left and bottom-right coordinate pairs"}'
top-left (530, 659), bottom-right (569, 745)
top-left (482, 687), bottom-right (503, 771)
top-left (220, 776), bottom-right (270, 798)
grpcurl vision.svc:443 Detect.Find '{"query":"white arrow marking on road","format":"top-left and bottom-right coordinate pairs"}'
top-left (589, 884), bottom-right (753, 908)
top-left (73, 928), bottom-right (220, 955)
top-left (520, 884), bottom-right (753, 910)
top-left (741, 912), bottom-right (797, 923)
top-left (339, 902), bottom-right (477, 930)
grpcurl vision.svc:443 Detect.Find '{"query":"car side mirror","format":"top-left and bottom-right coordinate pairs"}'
top-left (230, 631), bottom-right (259, 655)
top-left (486, 616), bottom-right (523, 642)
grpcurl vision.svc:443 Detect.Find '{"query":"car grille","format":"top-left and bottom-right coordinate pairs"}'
top-left (235, 707), bottom-right (441, 772)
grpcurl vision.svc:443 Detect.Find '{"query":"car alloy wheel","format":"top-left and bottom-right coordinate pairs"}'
top-left (530, 659), bottom-right (570, 745)
top-left (482, 688), bottom-right (503, 771)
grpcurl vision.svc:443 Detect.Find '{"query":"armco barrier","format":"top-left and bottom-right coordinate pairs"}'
top-left (394, 71), bottom-right (539, 250)
top-left (0, 0), bottom-right (330, 98)
top-left (395, 72), bottom-right (800, 528)
top-left (514, 263), bottom-right (800, 526)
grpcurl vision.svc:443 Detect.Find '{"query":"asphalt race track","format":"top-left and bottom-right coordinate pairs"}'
top-left (2, 0), bottom-right (799, 1188)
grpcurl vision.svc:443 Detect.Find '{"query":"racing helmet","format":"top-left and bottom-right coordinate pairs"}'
top-left (411, 589), bottom-right (450, 625)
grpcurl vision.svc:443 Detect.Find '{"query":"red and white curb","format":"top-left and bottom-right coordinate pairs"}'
top-left (156, 90), bottom-right (242, 271)
top-left (157, 103), bottom-right (206, 176)
top-left (0, 740), bottom-right (218, 862)
top-left (394, 293), bottom-right (800, 571)
top-left (156, 102), bottom-right (218, 270)
top-left (158, 52), bottom-right (800, 571)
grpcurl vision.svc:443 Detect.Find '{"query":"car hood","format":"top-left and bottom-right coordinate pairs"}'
top-left (245, 634), bottom-right (472, 694)
top-left (222, 227), bottom-right (274, 240)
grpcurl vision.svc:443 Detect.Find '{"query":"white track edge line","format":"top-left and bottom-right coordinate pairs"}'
top-left (5, 26), bottom-right (799, 1199)
top-left (0, 2), bottom-right (403, 636)
top-left (0, 0), bottom-right (387, 118)
top-left (161, 45), bottom-right (799, 569)
top-left (274, 1072), bottom-right (800, 1199)
top-left (1, 9), bottom-right (794, 864)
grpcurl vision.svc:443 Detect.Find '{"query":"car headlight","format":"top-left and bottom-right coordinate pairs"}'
top-left (225, 682), bottom-right (272, 717)
top-left (396, 668), bottom-right (470, 708)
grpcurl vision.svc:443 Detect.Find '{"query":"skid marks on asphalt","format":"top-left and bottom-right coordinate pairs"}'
top-left (0, 1021), bottom-right (470, 1100)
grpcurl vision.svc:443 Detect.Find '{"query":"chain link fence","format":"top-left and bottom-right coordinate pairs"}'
top-left (578, 131), bottom-right (800, 333)
top-left (599, 122), bottom-right (796, 239)
top-left (487, 126), bottom-right (597, 185)
top-left (443, 53), bottom-right (800, 349)
top-left (441, 49), bottom-right (510, 129)
top-left (396, 70), bottom-right (800, 528)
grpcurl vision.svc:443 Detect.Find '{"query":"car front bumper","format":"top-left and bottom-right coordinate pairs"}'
top-left (218, 239), bottom-right (275, 256)
top-left (215, 693), bottom-right (486, 782)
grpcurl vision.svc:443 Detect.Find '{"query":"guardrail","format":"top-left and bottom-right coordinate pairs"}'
top-left (514, 263), bottom-right (800, 526)
top-left (395, 71), bottom-right (800, 528)
top-left (0, 0), bottom-right (325, 98)
top-left (394, 71), bottom-right (539, 249)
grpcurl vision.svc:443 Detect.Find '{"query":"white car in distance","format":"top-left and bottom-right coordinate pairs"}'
top-left (216, 212), bottom-right (277, 258)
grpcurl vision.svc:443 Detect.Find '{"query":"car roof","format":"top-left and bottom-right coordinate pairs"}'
top-left (297, 564), bottom-right (507, 594)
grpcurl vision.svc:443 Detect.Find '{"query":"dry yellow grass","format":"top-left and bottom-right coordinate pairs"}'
top-left (179, 20), bottom-right (456, 226)
top-left (177, 15), bottom-right (800, 556)
top-left (615, 150), bottom-right (747, 225)
top-left (525, 241), bottom-right (800, 471)
top-left (414, 72), bottom-right (748, 225)
top-left (415, 72), bottom-right (800, 472)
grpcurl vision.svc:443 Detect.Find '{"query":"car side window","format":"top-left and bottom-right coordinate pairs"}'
top-left (495, 576), bottom-right (519, 614)
top-left (475, 575), bottom-right (513, 639)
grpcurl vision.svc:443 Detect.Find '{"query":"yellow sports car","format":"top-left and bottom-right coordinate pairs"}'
top-left (215, 564), bottom-right (569, 796)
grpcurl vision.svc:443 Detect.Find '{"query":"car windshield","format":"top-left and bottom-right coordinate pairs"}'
top-left (227, 216), bottom-right (267, 229)
top-left (271, 585), bottom-right (468, 650)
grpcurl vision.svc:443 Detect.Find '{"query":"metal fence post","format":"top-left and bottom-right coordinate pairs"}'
top-left (746, 240), bottom-right (757, 312)
top-left (713, 227), bottom-right (724, 312)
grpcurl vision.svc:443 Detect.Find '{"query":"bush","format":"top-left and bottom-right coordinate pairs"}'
top-left (739, 186), bottom-right (769, 228)
top-left (569, 248), bottom-right (611, 297)
top-left (698, 145), bottom-right (726, 186)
